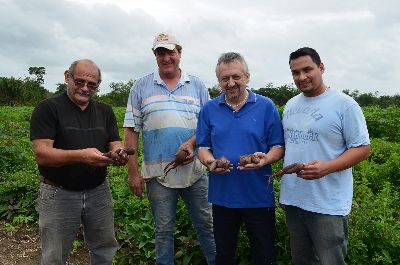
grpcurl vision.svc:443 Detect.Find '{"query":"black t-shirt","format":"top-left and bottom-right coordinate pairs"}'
top-left (30, 92), bottom-right (121, 190)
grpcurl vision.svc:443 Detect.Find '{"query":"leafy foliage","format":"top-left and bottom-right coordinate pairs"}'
top-left (208, 85), bottom-right (222, 99)
top-left (350, 180), bottom-right (400, 264)
top-left (0, 106), bottom-right (399, 264)
top-left (54, 83), bottom-right (67, 96)
top-left (97, 79), bottom-right (134, 107)
top-left (253, 83), bottom-right (300, 106)
top-left (363, 106), bottom-right (400, 142)
top-left (1, 66), bottom-right (400, 108)
top-left (0, 75), bottom-right (48, 106)
top-left (343, 89), bottom-right (400, 108)
top-left (28, 66), bottom-right (46, 85)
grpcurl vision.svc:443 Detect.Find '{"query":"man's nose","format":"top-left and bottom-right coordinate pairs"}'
top-left (162, 54), bottom-right (171, 62)
top-left (299, 72), bottom-right (307, 80)
top-left (227, 77), bottom-right (236, 87)
top-left (81, 83), bottom-right (90, 91)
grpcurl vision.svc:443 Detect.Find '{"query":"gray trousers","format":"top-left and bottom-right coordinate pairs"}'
top-left (38, 179), bottom-right (118, 265)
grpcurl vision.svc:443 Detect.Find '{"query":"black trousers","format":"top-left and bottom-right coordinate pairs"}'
top-left (212, 204), bottom-right (276, 265)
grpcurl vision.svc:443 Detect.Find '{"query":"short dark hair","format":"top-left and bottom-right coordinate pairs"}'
top-left (289, 47), bottom-right (321, 66)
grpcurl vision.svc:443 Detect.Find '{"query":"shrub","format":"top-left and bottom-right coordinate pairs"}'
top-left (364, 106), bottom-right (400, 142)
top-left (0, 106), bottom-right (399, 264)
top-left (0, 169), bottom-right (39, 222)
top-left (349, 180), bottom-right (400, 264)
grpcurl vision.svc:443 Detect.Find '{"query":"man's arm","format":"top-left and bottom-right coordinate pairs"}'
top-left (198, 148), bottom-right (214, 169)
top-left (185, 135), bottom-right (196, 148)
top-left (124, 127), bottom-right (144, 197)
top-left (32, 139), bottom-right (112, 167)
top-left (298, 145), bottom-right (371, 180)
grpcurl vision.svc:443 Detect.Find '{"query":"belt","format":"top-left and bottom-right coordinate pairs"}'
top-left (40, 175), bottom-right (61, 187)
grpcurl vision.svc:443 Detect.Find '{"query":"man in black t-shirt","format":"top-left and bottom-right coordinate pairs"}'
top-left (30, 59), bottom-right (128, 264)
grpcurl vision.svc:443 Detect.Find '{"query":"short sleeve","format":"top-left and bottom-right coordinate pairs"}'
top-left (30, 100), bottom-right (57, 141)
top-left (123, 82), bottom-right (143, 132)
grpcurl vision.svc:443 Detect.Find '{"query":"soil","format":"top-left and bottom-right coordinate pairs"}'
top-left (0, 221), bottom-right (89, 265)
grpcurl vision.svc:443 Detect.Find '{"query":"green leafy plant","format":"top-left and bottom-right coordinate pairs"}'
top-left (349, 180), bottom-right (400, 264)
top-left (0, 106), bottom-right (399, 264)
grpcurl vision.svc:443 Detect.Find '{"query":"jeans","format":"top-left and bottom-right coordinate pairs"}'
top-left (146, 175), bottom-right (216, 265)
top-left (212, 204), bottom-right (276, 265)
top-left (38, 179), bottom-right (119, 265)
top-left (285, 205), bottom-right (349, 265)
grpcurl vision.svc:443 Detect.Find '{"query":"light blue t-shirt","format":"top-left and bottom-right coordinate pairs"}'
top-left (123, 70), bottom-right (210, 188)
top-left (279, 88), bottom-right (370, 215)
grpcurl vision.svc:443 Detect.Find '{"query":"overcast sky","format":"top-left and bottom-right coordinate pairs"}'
top-left (1, 0), bottom-right (399, 96)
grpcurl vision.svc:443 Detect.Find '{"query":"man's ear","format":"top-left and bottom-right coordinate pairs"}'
top-left (319, 63), bottom-right (325, 74)
top-left (64, 70), bottom-right (70, 82)
top-left (245, 73), bottom-right (250, 84)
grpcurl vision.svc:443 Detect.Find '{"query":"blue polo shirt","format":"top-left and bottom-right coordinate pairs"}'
top-left (196, 90), bottom-right (284, 208)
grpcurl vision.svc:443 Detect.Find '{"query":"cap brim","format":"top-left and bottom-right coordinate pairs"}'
top-left (153, 43), bottom-right (176, 51)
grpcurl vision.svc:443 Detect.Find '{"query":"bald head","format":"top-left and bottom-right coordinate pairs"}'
top-left (69, 59), bottom-right (102, 82)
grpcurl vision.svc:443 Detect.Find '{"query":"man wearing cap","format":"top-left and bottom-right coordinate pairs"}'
top-left (123, 32), bottom-right (216, 264)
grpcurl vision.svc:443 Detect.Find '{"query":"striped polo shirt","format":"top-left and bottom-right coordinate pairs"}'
top-left (123, 70), bottom-right (210, 188)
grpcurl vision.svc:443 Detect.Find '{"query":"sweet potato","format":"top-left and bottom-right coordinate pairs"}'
top-left (164, 149), bottom-right (190, 176)
top-left (273, 163), bottom-right (304, 177)
top-left (103, 147), bottom-right (135, 160)
top-left (238, 154), bottom-right (261, 166)
top-left (208, 156), bottom-right (231, 171)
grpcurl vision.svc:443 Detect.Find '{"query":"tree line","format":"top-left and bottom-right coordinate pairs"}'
top-left (1, 67), bottom-right (399, 107)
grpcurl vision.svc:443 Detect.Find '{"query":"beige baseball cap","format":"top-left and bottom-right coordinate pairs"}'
top-left (152, 32), bottom-right (181, 51)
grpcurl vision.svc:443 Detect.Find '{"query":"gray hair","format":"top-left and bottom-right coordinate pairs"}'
top-left (68, 59), bottom-right (102, 82)
top-left (215, 52), bottom-right (249, 79)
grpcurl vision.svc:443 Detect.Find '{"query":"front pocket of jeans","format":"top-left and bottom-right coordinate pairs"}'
top-left (39, 184), bottom-right (59, 200)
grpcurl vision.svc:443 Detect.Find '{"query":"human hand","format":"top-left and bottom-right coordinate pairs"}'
top-left (81, 148), bottom-right (112, 167)
top-left (103, 147), bottom-right (135, 166)
top-left (296, 160), bottom-right (330, 180)
top-left (129, 174), bottom-right (145, 197)
top-left (177, 142), bottom-right (195, 165)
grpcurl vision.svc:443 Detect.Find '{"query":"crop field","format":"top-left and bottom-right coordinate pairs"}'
top-left (0, 106), bottom-right (399, 264)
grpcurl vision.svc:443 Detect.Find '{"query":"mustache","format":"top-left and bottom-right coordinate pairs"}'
top-left (78, 91), bottom-right (91, 96)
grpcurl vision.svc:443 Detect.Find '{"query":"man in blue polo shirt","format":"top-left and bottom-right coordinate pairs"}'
top-left (196, 52), bottom-right (285, 265)
top-left (123, 32), bottom-right (215, 264)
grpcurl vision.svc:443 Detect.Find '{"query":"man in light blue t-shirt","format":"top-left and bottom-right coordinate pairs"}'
top-left (279, 47), bottom-right (371, 265)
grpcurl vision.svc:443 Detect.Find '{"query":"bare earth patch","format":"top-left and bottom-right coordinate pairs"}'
top-left (0, 221), bottom-right (89, 265)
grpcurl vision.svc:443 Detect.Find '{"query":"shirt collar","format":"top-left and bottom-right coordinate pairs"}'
top-left (153, 69), bottom-right (190, 87)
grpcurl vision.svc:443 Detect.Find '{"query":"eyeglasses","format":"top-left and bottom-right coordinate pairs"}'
top-left (72, 78), bottom-right (99, 90)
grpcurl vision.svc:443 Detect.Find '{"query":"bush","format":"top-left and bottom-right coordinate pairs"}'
top-left (0, 106), bottom-right (399, 264)
top-left (349, 180), bottom-right (400, 264)
top-left (0, 169), bottom-right (39, 223)
top-left (364, 106), bottom-right (400, 142)
top-left (354, 139), bottom-right (400, 191)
